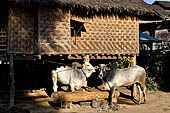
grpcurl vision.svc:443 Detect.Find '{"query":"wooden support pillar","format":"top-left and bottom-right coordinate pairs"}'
top-left (83, 55), bottom-right (90, 62)
top-left (131, 55), bottom-right (136, 66)
top-left (9, 54), bottom-right (15, 108)
top-left (131, 55), bottom-right (137, 98)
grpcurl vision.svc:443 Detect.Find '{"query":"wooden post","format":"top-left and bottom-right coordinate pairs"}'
top-left (131, 55), bottom-right (137, 99)
top-left (9, 54), bottom-right (15, 108)
top-left (84, 55), bottom-right (90, 62)
top-left (131, 55), bottom-right (136, 66)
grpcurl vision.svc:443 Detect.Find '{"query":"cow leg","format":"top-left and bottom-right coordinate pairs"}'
top-left (83, 81), bottom-right (87, 88)
top-left (137, 84), bottom-right (142, 104)
top-left (70, 84), bottom-right (75, 92)
top-left (141, 85), bottom-right (147, 104)
top-left (130, 84), bottom-right (137, 100)
top-left (133, 84), bottom-right (137, 98)
top-left (51, 70), bottom-right (58, 92)
top-left (109, 86), bottom-right (116, 105)
top-left (143, 86), bottom-right (147, 103)
top-left (75, 85), bottom-right (82, 91)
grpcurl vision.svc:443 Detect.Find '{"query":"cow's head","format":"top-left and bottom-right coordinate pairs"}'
top-left (82, 61), bottom-right (96, 78)
top-left (98, 63), bottom-right (118, 80)
top-left (98, 64), bottom-right (107, 79)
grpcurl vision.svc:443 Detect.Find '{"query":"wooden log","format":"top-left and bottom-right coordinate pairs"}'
top-left (51, 91), bottom-right (120, 103)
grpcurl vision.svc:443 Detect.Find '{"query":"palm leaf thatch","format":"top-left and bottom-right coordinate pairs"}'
top-left (9, 0), bottom-right (155, 17)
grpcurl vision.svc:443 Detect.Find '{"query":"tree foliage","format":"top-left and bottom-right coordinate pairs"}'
top-left (137, 51), bottom-right (170, 91)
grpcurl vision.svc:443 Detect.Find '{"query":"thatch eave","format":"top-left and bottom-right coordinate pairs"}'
top-left (8, 0), bottom-right (156, 17)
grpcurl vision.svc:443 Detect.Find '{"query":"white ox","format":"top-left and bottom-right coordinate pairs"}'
top-left (51, 61), bottom-right (96, 92)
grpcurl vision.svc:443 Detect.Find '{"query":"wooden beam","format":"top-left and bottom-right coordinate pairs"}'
top-left (90, 56), bottom-right (96, 59)
top-left (77, 56), bottom-right (83, 59)
top-left (101, 56), bottom-right (107, 59)
top-left (68, 55), bottom-right (76, 59)
top-left (96, 56), bottom-right (102, 59)
top-left (139, 20), bottom-right (168, 24)
top-left (68, 54), bottom-right (133, 60)
top-left (14, 56), bottom-right (33, 60)
top-left (118, 55), bottom-right (122, 59)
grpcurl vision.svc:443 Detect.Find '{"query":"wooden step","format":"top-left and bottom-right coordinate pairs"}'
top-left (0, 40), bottom-right (7, 42)
top-left (0, 49), bottom-right (7, 51)
top-left (0, 36), bottom-right (7, 38)
top-left (0, 44), bottom-right (7, 47)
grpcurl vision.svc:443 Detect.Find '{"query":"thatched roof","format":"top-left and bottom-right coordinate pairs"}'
top-left (153, 1), bottom-right (170, 10)
top-left (9, 0), bottom-right (155, 17)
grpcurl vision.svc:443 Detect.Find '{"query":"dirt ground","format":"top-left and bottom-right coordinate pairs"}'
top-left (1, 89), bottom-right (170, 113)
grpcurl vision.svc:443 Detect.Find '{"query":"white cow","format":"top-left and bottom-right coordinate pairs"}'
top-left (51, 61), bottom-right (96, 92)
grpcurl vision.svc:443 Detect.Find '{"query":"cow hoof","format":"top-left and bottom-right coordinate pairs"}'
top-left (132, 98), bottom-right (140, 104)
top-left (62, 102), bottom-right (72, 109)
top-left (142, 101), bottom-right (146, 104)
top-left (53, 90), bottom-right (58, 92)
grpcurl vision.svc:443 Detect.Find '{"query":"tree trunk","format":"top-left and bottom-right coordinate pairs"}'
top-left (9, 54), bottom-right (15, 108)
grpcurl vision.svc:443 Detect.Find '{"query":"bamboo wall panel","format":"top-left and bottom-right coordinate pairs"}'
top-left (39, 8), bottom-right (139, 55)
top-left (71, 16), bottom-right (139, 55)
top-left (8, 8), bottom-right (37, 54)
top-left (8, 7), bottom-right (139, 55)
top-left (39, 8), bottom-right (71, 54)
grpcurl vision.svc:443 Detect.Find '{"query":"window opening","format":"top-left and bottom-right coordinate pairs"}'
top-left (70, 19), bottom-right (86, 45)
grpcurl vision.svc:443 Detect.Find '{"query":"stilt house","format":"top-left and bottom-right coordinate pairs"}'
top-left (0, 0), bottom-right (157, 91)
top-left (0, 0), bottom-right (155, 62)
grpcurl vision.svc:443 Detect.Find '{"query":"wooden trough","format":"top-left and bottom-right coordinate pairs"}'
top-left (51, 90), bottom-right (120, 104)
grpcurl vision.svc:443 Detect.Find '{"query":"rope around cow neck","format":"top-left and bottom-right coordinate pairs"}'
top-left (80, 69), bottom-right (88, 79)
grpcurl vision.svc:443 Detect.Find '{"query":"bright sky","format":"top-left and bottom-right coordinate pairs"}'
top-left (144, 0), bottom-right (170, 4)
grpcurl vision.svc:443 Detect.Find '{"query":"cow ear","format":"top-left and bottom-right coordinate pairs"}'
top-left (95, 66), bottom-right (99, 69)
top-left (106, 67), bottom-right (111, 71)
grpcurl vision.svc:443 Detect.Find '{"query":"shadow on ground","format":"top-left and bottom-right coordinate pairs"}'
top-left (0, 90), bottom-right (60, 113)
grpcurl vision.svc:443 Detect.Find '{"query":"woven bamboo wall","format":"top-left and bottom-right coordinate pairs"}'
top-left (39, 8), bottom-right (71, 55)
top-left (71, 16), bottom-right (139, 55)
top-left (8, 8), bottom-right (37, 54)
top-left (39, 9), bottom-right (139, 55)
top-left (8, 7), bottom-right (139, 55)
